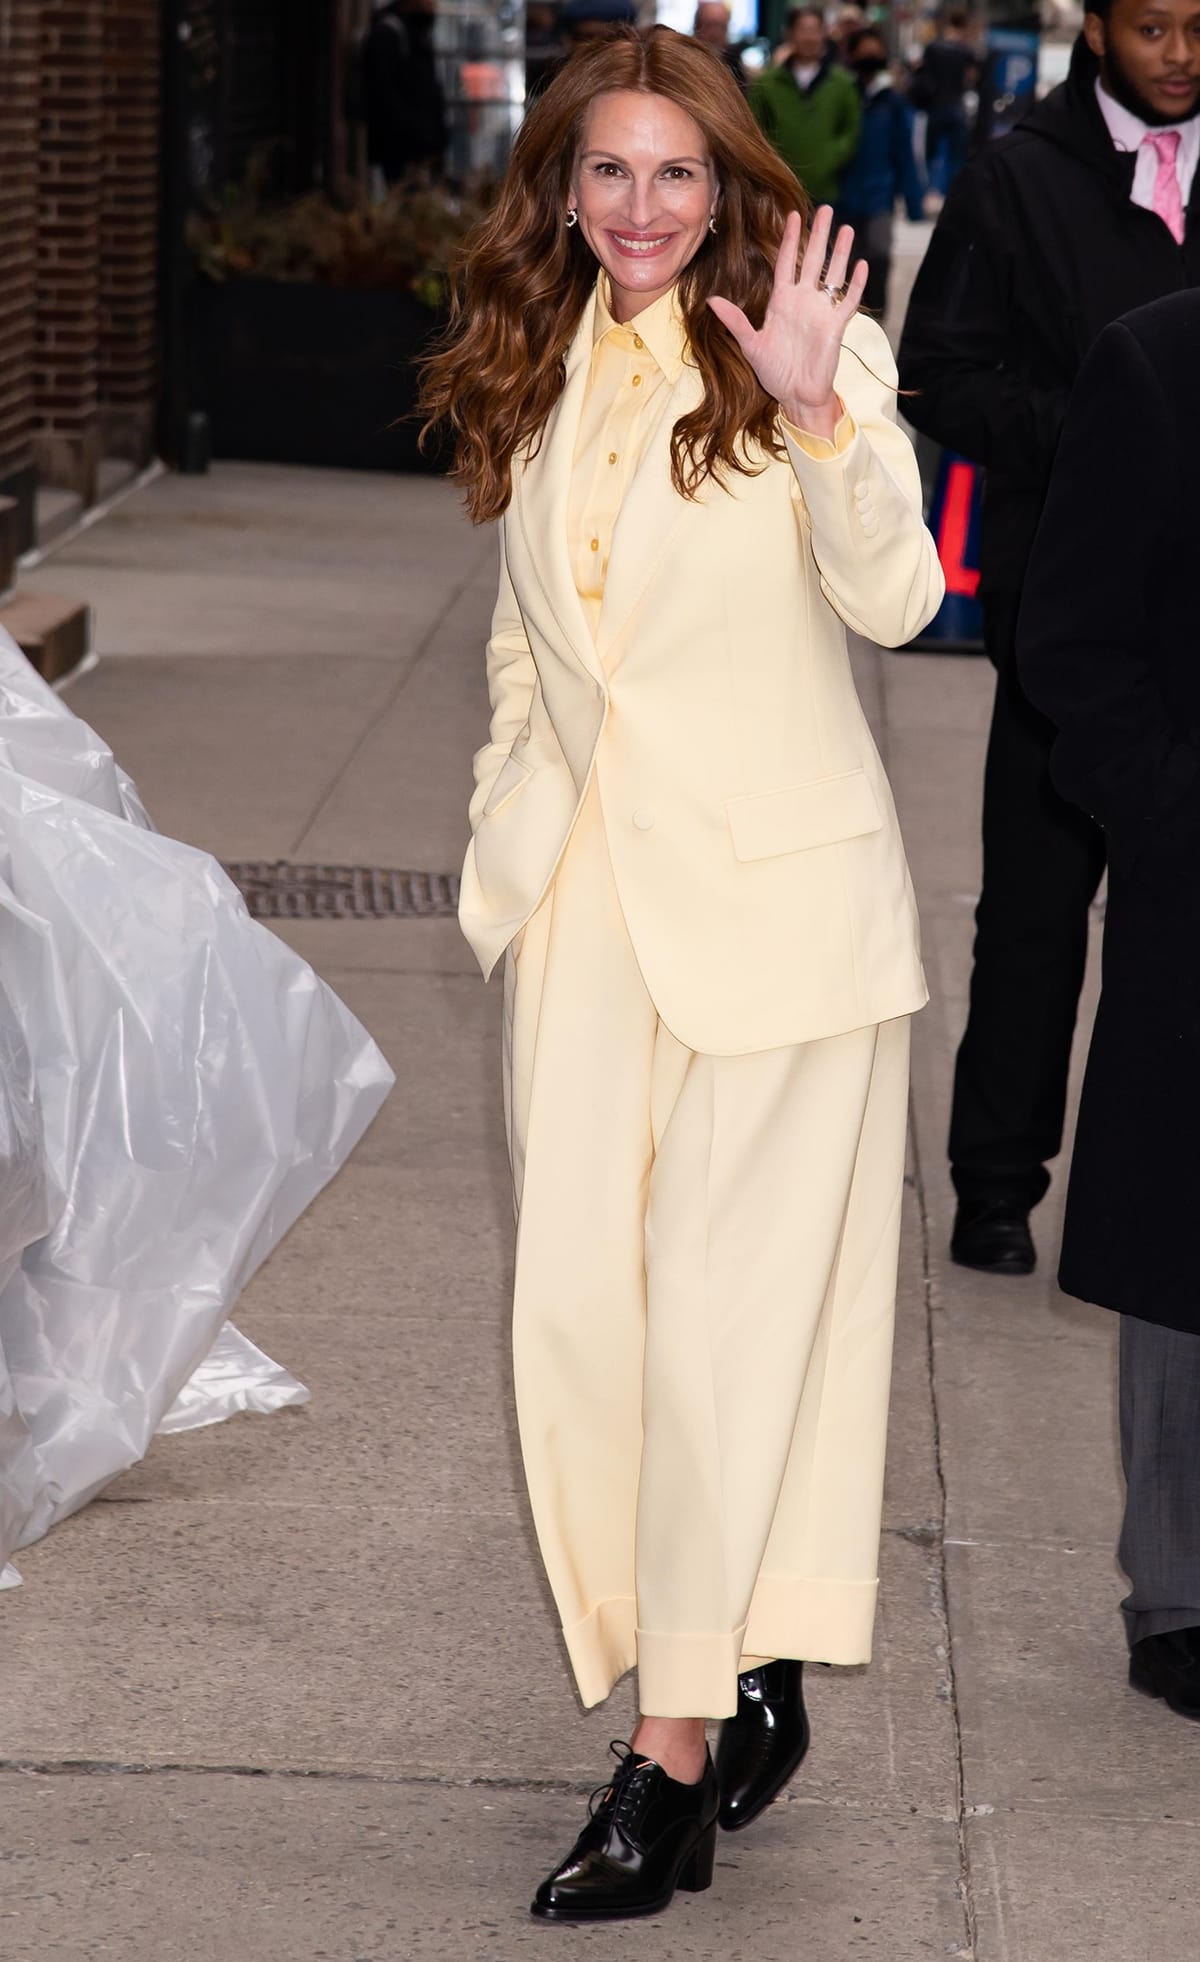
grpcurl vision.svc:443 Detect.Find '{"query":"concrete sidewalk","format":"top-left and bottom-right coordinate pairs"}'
top-left (0, 449), bottom-right (1191, 1962)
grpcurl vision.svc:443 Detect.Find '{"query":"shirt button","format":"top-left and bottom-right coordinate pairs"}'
top-left (590, 537), bottom-right (599, 551)
top-left (632, 808), bottom-right (655, 831)
top-left (631, 374), bottom-right (643, 388)
top-left (633, 334), bottom-right (644, 350)
top-left (608, 451), bottom-right (618, 465)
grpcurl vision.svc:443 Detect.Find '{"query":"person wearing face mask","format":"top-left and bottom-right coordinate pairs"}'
top-left (898, 4), bottom-right (1200, 1281)
top-left (836, 28), bottom-right (926, 314)
top-left (421, 23), bottom-right (941, 1925)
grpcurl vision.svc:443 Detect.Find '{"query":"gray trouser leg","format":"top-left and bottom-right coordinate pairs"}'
top-left (1118, 1314), bottom-right (1200, 1647)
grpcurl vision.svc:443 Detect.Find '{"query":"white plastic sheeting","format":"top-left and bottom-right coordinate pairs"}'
top-left (0, 628), bottom-right (394, 1584)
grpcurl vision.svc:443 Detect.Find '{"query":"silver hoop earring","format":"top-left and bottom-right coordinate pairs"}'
top-left (565, 207), bottom-right (578, 228)
top-left (708, 214), bottom-right (718, 235)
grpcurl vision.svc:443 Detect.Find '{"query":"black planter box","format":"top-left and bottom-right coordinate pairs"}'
top-left (191, 277), bottom-right (449, 474)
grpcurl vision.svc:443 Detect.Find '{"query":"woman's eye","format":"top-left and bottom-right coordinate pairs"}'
top-left (664, 167), bottom-right (693, 181)
top-left (594, 162), bottom-right (623, 177)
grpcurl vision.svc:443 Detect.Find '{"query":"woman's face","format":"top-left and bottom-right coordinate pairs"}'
top-left (570, 90), bottom-right (718, 323)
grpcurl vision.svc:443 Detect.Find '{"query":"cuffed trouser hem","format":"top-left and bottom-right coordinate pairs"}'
top-left (562, 1596), bottom-right (638, 1709)
top-left (745, 1574), bottom-right (879, 1667)
top-left (635, 1626), bottom-right (748, 1718)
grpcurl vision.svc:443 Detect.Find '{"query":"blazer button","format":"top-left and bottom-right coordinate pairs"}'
top-left (632, 808), bottom-right (655, 830)
top-left (854, 479), bottom-right (870, 499)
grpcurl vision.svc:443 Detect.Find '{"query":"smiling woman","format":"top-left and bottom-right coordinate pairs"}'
top-left (419, 28), bottom-right (815, 520)
top-left (418, 23), bottom-right (943, 1930)
top-left (571, 94), bottom-right (720, 317)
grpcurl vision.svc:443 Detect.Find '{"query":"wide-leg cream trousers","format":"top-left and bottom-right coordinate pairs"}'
top-left (502, 781), bottom-right (910, 1719)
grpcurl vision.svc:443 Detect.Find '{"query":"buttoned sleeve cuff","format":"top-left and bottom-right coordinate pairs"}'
top-left (778, 404), bottom-right (856, 459)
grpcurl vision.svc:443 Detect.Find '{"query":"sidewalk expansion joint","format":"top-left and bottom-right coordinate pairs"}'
top-left (0, 1758), bottom-right (963, 1818)
top-left (908, 1103), bottom-right (980, 1962)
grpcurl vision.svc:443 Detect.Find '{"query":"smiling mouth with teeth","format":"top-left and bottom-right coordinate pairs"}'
top-left (612, 235), bottom-right (672, 252)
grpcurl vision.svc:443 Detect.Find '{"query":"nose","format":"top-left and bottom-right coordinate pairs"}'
top-left (622, 177), bottom-right (660, 231)
top-left (1165, 25), bottom-right (1194, 65)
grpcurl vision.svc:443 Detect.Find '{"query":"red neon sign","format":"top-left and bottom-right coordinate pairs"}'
top-left (938, 460), bottom-right (981, 599)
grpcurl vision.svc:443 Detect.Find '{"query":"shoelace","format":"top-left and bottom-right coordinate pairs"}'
top-left (587, 1739), bottom-right (657, 1834)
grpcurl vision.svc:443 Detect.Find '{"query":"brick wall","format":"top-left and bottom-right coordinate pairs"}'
top-left (98, 0), bottom-right (161, 466)
top-left (34, 0), bottom-right (105, 502)
top-left (0, 0), bottom-right (40, 545)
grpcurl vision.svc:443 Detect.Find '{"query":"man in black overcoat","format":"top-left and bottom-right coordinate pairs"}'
top-left (898, 3), bottom-right (1200, 1275)
top-left (1017, 290), bottom-right (1200, 1721)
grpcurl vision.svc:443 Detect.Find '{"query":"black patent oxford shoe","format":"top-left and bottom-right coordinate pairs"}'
top-left (715, 1658), bottom-right (810, 1831)
top-left (950, 1196), bottom-right (1036, 1275)
top-left (531, 1740), bottom-right (719, 1922)
top-left (1130, 1628), bottom-right (1200, 1721)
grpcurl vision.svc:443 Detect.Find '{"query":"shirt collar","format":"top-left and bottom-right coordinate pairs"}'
top-left (593, 274), bottom-right (688, 384)
top-left (1095, 74), bottom-right (1191, 152)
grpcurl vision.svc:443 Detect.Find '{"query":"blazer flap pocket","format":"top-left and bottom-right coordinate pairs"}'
top-left (482, 749), bottom-right (534, 818)
top-left (726, 769), bottom-right (883, 862)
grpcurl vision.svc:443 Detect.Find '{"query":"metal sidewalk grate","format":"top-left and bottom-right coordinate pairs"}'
top-left (223, 861), bottom-right (460, 921)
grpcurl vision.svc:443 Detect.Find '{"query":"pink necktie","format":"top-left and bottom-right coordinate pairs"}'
top-left (1146, 128), bottom-right (1185, 245)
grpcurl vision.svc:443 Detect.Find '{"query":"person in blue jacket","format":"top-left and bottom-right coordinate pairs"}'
top-left (836, 27), bottom-right (926, 315)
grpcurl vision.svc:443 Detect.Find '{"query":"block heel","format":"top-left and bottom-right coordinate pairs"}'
top-left (677, 1819), bottom-right (717, 1893)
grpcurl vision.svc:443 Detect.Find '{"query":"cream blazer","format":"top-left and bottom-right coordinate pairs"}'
top-left (458, 297), bottom-right (944, 1056)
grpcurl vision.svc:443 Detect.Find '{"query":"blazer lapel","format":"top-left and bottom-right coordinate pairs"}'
top-left (514, 293), bottom-right (604, 683)
top-left (593, 358), bottom-right (706, 668)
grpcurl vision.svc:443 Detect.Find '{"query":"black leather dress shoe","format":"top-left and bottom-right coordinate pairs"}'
top-left (1130, 1628), bottom-right (1200, 1720)
top-left (715, 1659), bottom-right (810, 1831)
top-left (531, 1741), bottom-right (719, 1922)
top-left (950, 1196), bottom-right (1036, 1275)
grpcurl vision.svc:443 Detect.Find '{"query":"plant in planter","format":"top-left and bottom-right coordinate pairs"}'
top-left (188, 170), bottom-right (490, 472)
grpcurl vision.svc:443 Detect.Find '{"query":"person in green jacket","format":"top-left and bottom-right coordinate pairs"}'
top-left (751, 6), bottom-right (863, 207)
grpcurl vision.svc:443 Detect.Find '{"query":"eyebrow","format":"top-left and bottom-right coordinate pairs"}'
top-left (580, 149), bottom-right (710, 167)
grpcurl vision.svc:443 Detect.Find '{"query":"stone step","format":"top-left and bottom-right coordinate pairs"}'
top-left (0, 590), bottom-right (91, 684)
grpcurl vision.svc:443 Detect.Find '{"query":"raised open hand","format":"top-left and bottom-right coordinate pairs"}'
top-left (708, 207), bottom-right (868, 440)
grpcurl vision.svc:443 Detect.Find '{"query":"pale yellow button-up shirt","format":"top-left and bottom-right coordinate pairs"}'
top-left (568, 277), bottom-right (682, 636)
top-left (568, 275), bottom-right (854, 640)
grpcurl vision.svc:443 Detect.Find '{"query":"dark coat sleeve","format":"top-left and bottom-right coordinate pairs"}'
top-left (896, 151), bottom-right (1068, 479)
top-left (1017, 319), bottom-right (1199, 852)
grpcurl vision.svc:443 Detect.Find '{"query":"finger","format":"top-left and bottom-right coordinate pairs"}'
top-left (796, 203), bottom-right (832, 289)
top-left (772, 209), bottom-right (805, 298)
top-left (840, 254), bottom-right (870, 320)
top-left (825, 221), bottom-right (855, 296)
top-left (707, 293), bottom-right (757, 352)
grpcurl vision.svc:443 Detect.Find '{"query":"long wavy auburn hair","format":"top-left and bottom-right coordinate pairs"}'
top-left (418, 27), bottom-right (814, 524)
